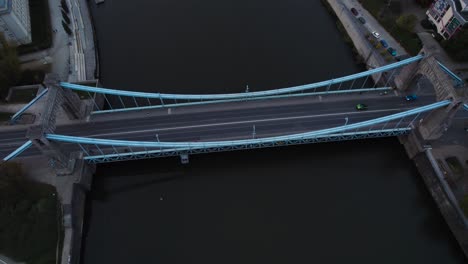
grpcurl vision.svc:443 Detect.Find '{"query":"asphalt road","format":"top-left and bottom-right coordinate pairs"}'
top-left (0, 93), bottom-right (435, 158)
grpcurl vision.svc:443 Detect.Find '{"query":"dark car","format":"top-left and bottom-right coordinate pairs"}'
top-left (395, 54), bottom-right (410, 61)
top-left (387, 47), bottom-right (397, 56)
top-left (351, 8), bottom-right (358, 16)
top-left (358, 17), bottom-right (366, 24)
top-left (356, 103), bottom-right (368, 110)
top-left (405, 94), bottom-right (417, 101)
top-left (379, 39), bottom-right (388, 48)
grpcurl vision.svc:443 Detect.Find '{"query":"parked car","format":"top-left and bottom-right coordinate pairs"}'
top-left (351, 8), bottom-right (358, 16)
top-left (379, 39), bottom-right (388, 48)
top-left (371, 31), bottom-right (380, 39)
top-left (405, 94), bottom-right (418, 101)
top-left (358, 17), bottom-right (366, 24)
top-left (395, 54), bottom-right (410, 61)
top-left (356, 103), bottom-right (368, 110)
top-left (387, 47), bottom-right (397, 56)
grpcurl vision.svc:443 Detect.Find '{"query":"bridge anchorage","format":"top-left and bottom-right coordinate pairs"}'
top-left (2, 52), bottom-right (465, 171)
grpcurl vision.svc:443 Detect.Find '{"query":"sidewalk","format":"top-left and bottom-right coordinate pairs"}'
top-left (343, 0), bottom-right (408, 57)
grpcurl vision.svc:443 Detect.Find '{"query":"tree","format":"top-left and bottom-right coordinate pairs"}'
top-left (0, 162), bottom-right (59, 264)
top-left (396, 14), bottom-right (418, 32)
top-left (415, 0), bottom-right (432, 8)
top-left (0, 33), bottom-right (21, 100)
top-left (441, 29), bottom-right (468, 62)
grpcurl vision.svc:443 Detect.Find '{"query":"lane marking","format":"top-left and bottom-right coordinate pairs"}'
top-left (88, 107), bottom-right (410, 138)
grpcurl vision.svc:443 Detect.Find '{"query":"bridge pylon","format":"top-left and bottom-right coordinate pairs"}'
top-left (43, 74), bottom-right (89, 120)
top-left (26, 125), bottom-right (75, 175)
top-left (393, 46), bottom-right (463, 140)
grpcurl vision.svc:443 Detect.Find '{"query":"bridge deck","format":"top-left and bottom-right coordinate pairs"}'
top-left (0, 92), bottom-right (437, 159)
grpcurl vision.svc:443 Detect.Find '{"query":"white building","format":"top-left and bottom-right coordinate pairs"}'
top-left (426, 0), bottom-right (468, 40)
top-left (0, 0), bottom-right (32, 45)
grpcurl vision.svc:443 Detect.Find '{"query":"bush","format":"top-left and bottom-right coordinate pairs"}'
top-left (441, 29), bottom-right (468, 62)
top-left (396, 14), bottom-right (418, 32)
top-left (420, 18), bottom-right (435, 30)
top-left (0, 162), bottom-right (60, 264)
top-left (0, 33), bottom-right (21, 99)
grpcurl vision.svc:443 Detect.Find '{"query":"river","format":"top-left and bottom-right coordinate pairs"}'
top-left (81, 0), bottom-right (466, 263)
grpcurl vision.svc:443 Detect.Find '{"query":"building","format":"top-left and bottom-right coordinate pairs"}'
top-left (426, 0), bottom-right (468, 40)
top-left (0, 0), bottom-right (32, 45)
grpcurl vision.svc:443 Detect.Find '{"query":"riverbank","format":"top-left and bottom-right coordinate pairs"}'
top-left (324, 0), bottom-right (468, 259)
top-left (323, 0), bottom-right (386, 84)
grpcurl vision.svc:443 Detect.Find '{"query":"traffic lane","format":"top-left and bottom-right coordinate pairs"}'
top-left (74, 93), bottom-right (435, 129)
top-left (85, 108), bottom-right (409, 142)
top-left (2, 116), bottom-right (413, 159)
top-left (0, 129), bottom-right (28, 143)
top-left (56, 96), bottom-right (434, 137)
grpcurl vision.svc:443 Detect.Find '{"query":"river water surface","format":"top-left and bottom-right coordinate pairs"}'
top-left (82, 0), bottom-right (466, 263)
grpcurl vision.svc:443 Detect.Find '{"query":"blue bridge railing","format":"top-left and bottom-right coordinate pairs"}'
top-left (42, 99), bottom-right (449, 163)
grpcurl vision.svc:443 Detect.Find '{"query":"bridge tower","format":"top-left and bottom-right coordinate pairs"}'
top-left (25, 74), bottom-right (91, 174)
top-left (394, 46), bottom-right (464, 140)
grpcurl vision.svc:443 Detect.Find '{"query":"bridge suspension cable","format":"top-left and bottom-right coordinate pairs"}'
top-left (59, 55), bottom-right (423, 113)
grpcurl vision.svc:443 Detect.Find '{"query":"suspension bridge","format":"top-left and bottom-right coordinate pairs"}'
top-left (0, 52), bottom-right (465, 169)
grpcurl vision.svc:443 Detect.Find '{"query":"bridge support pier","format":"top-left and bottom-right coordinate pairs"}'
top-left (418, 102), bottom-right (462, 140)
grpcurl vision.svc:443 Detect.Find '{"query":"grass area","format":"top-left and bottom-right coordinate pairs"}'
top-left (359, 0), bottom-right (422, 55)
top-left (8, 88), bottom-right (38, 103)
top-left (359, 0), bottom-right (384, 17)
top-left (446, 157), bottom-right (464, 176)
top-left (0, 162), bottom-right (60, 264)
top-left (17, 0), bottom-right (52, 54)
top-left (0, 112), bottom-right (13, 122)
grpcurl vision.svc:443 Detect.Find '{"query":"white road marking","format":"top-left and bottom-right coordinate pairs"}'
top-left (168, 108), bottom-right (172, 115)
top-left (89, 107), bottom-right (409, 137)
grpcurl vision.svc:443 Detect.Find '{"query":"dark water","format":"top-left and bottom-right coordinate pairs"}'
top-left (82, 0), bottom-right (466, 263)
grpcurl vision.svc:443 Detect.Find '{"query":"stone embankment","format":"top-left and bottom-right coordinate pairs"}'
top-left (323, 0), bottom-right (385, 83)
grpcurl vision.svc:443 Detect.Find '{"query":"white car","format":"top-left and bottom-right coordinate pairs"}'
top-left (372, 31), bottom-right (380, 39)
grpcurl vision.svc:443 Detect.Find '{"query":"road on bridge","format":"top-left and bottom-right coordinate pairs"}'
top-left (0, 93), bottom-right (436, 158)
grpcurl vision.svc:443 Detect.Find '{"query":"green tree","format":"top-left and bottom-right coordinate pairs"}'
top-left (0, 33), bottom-right (21, 100)
top-left (0, 162), bottom-right (59, 264)
top-left (396, 14), bottom-right (418, 32)
top-left (442, 29), bottom-right (468, 62)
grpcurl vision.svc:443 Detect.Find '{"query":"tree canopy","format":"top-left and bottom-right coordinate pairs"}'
top-left (0, 162), bottom-right (60, 264)
top-left (0, 33), bottom-right (21, 100)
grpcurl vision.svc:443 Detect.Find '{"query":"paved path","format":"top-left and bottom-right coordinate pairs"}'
top-left (341, 0), bottom-right (408, 57)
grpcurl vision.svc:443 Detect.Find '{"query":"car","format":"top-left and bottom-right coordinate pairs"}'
top-left (395, 54), bottom-right (410, 61)
top-left (350, 8), bottom-right (358, 16)
top-left (358, 17), bottom-right (366, 24)
top-left (371, 31), bottom-right (380, 39)
top-left (379, 39), bottom-right (388, 48)
top-left (387, 47), bottom-right (397, 56)
top-left (356, 103), bottom-right (368, 110)
top-left (405, 94), bottom-right (417, 101)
